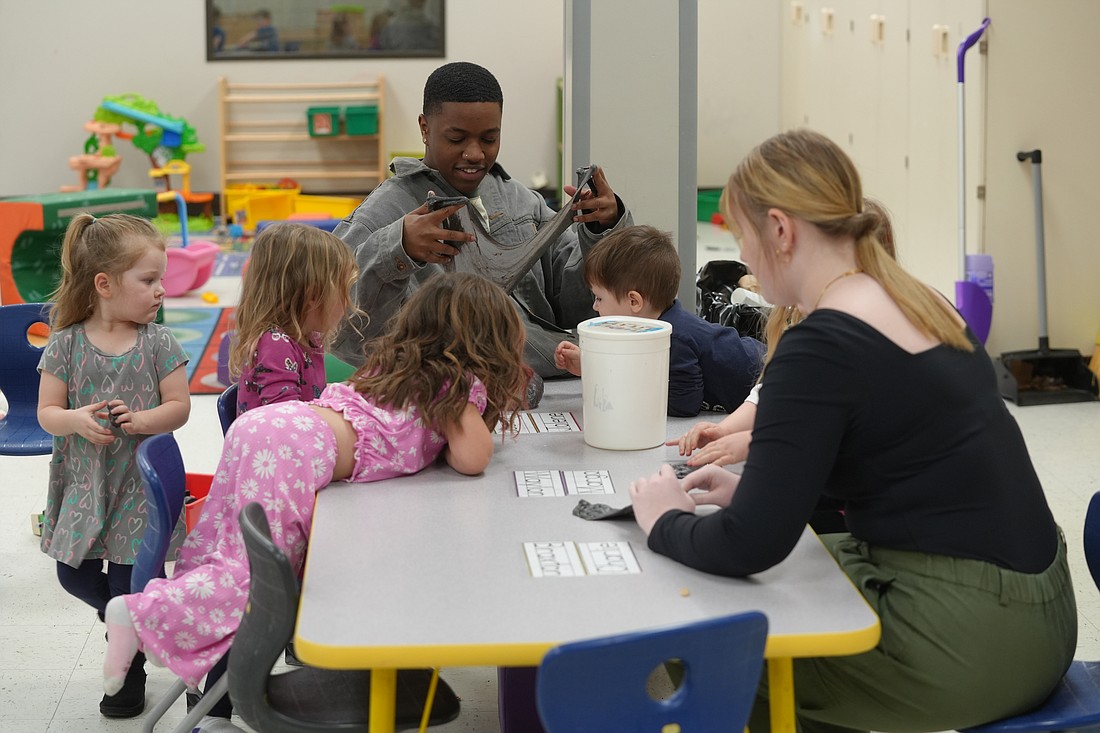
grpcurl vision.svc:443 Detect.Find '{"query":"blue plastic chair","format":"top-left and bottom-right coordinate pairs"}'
top-left (217, 383), bottom-right (239, 436)
top-left (0, 303), bottom-right (53, 455)
top-left (134, 433), bottom-right (228, 733)
top-left (961, 491), bottom-right (1100, 733)
top-left (536, 610), bottom-right (768, 732)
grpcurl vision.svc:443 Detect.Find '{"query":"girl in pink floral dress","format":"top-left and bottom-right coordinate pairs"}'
top-left (103, 272), bottom-right (532, 692)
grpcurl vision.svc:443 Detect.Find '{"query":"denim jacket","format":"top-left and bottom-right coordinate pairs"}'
top-left (331, 157), bottom-right (632, 376)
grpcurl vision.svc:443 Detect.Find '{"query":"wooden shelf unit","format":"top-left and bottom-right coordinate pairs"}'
top-left (217, 77), bottom-right (385, 221)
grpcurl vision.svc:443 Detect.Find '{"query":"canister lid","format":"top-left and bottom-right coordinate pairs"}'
top-left (577, 316), bottom-right (672, 340)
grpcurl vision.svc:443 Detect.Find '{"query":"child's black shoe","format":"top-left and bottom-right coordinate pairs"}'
top-left (99, 651), bottom-right (146, 718)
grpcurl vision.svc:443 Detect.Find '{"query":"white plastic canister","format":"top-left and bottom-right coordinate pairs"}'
top-left (577, 316), bottom-right (672, 450)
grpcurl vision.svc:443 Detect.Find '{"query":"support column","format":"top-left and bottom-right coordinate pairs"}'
top-left (564, 0), bottom-right (699, 305)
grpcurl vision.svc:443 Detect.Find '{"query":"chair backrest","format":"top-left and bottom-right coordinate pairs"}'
top-left (217, 383), bottom-right (239, 436)
top-left (231, 502), bottom-right (311, 733)
top-left (536, 610), bottom-right (768, 733)
top-left (132, 433), bottom-right (188, 593)
top-left (1084, 491), bottom-right (1100, 591)
top-left (0, 303), bottom-right (53, 455)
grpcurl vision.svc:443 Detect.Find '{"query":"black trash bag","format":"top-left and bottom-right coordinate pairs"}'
top-left (695, 260), bottom-right (770, 342)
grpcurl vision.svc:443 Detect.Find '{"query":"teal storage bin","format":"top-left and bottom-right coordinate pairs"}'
top-left (345, 105), bottom-right (378, 136)
top-left (697, 189), bottom-right (722, 222)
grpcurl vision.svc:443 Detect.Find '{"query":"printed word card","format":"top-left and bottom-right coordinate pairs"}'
top-left (494, 411), bottom-right (582, 434)
top-left (524, 541), bottom-right (641, 577)
top-left (515, 469), bottom-right (614, 497)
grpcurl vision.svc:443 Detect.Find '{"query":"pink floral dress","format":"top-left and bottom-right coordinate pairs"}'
top-left (123, 377), bottom-right (487, 688)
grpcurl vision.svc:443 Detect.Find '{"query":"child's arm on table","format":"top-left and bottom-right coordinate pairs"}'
top-left (688, 426), bottom-right (752, 467)
top-left (108, 366), bottom-right (192, 435)
top-left (670, 398), bottom-right (757, 463)
top-left (554, 340), bottom-right (582, 376)
top-left (37, 372), bottom-right (115, 445)
top-left (442, 402), bottom-right (493, 475)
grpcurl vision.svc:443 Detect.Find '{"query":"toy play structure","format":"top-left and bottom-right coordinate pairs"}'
top-left (0, 187), bottom-right (214, 307)
top-left (149, 159), bottom-right (214, 219)
top-left (0, 189), bottom-right (158, 305)
top-left (65, 94), bottom-right (205, 192)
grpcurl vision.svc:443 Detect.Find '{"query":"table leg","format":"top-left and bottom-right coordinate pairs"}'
top-left (369, 667), bottom-right (397, 733)
top-left (768, 657), bottom-right (796, 733)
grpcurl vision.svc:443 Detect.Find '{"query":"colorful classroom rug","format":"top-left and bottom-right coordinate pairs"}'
top-left (163, 307), bottom-right (235, 395)
top-left (213, 251), bottom-right (250, 278)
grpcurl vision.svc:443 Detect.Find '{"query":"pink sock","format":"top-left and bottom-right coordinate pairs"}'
top-left (103, 596), bottom-right (140, 695)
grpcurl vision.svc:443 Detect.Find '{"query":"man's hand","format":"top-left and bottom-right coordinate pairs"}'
top-left (401, 200), bottom-right (475, 265)
top-left (564, 165), bottom-right (620, 229)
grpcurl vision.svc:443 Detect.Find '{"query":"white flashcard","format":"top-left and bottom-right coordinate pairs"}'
top-left (514, 469), bottom-right (614, 497)
top-left (562, 469), bottom-right (614, 495)
top-left (577, 541), bottom-right (641, 575)
top-left (524, 541), bottom-right (641, 577)
top-left (524, 541), bottom-right (586, 577)
top-left (494, 412), bottom-right (582, 434)
top-left (515, 470), bottom-right (566, 497)
top-left (527, 412), bottom-right (582, 433)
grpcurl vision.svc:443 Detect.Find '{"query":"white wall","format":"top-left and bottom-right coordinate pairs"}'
top-left (779, 0), bottom-right (986, 302)
top-left (0, 1), bottom-right (563, 197)
top-left (982, 0), bottom-right (1100, 357)
top-left (778, 0), bottom-right (1100, 356)
top-left (0, 1), bottom-right (777, 201)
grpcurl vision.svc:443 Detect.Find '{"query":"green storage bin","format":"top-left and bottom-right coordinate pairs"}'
top-left (345, 105), bottom-right (378, 136)
top-left (307, 106), bottom-right (341, 137)
top-left (697, 189), bottom-right (722, 222)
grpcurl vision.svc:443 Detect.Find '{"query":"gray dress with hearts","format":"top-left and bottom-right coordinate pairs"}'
top-left (38, 322), bottom-right (187, 567)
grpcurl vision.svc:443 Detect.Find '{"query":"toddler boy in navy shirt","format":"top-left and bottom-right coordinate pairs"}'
top-left (554, 225), bottom-right (765, 417)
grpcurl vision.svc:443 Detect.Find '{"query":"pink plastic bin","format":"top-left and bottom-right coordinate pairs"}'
top-left (164, 240), bottom-right (219, 297)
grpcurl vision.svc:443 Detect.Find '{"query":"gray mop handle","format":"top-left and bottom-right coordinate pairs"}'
top-left (1017, 150), bottom-right (1048, 347)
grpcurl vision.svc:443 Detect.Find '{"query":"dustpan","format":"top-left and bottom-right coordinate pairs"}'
top-left (994, 150), bottom-right (1098, 405)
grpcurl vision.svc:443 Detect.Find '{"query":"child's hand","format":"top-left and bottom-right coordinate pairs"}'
top-left (106, 400), bottom-right (143, 436)
top-left (554, 341), bottom-right (582, 376)
top-left (667, 421), bottom-right (724, 455)
top-left (686, 430), bottom-right (752, 467)
top-left (78, 401), bottom-right (117, 445)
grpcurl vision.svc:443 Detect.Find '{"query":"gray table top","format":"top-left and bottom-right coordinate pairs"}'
top-left (295, 378), bottom-right (880, 668)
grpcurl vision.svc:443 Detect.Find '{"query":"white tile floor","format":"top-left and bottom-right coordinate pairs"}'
top-left (4, 223), bottom-right (1099, 732)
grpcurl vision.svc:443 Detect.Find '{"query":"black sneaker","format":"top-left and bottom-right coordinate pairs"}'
top-left (100, 651), bottom-right (146, 718)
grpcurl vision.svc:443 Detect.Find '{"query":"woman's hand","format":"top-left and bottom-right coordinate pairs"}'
top-left (629, 464), bottom-right (696, 535)
top-left (564, 165), bottom-right (620, 229)
top-left (667, 421), bottom-right (726, 456)
top-left (686, 430), bottom-right (752, 467)
top-left (681, 464), bottom-right (741, 508)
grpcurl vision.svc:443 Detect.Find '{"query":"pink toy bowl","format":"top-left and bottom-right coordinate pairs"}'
top-left (164, 240), bottom-right (219, 297)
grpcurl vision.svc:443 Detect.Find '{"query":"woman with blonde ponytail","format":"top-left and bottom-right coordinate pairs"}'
top-left (630, 129), bottom-right (1076, 733)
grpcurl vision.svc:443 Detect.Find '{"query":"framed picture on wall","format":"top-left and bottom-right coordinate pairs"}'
top-left (207, 0), bottom-right (445, 60)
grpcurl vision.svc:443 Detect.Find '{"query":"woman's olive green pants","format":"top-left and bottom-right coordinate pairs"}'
top-left (750, 531), bottom-right (1077, 733)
